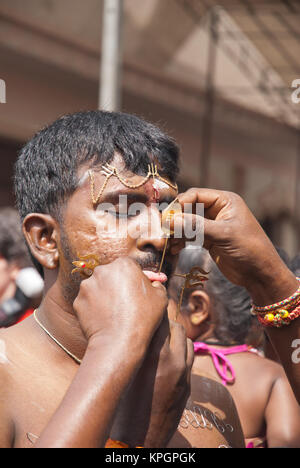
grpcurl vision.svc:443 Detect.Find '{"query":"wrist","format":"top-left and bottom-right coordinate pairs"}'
top-left (86, 329), bottom-right (148, 364)
top-left (246, 264), bottom-right (298, 307)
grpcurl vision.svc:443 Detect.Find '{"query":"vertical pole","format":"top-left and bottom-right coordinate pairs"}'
top-left (99, 0), bottom-right (123, 111)
top-left (199, 8), bottom-right (219, 188)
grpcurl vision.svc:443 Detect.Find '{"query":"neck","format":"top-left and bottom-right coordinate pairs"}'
top-left (197, 336), bottom-right (243, 347)
top-left (37, 278), bottom-right (88, 363)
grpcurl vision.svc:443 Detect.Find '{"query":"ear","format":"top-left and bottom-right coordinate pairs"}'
top-left (188, 290), bottom-right (211, 327)
top-left (23, 214), bottom-right (59, 271)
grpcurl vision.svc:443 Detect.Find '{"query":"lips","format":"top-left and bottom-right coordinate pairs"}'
top-left (142, 270), bottom-right (168, 283)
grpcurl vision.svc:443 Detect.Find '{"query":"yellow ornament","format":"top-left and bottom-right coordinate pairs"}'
top-left (161, 198), bottom-right (182, 236)
top-left (265, 313), bottom-right (275, 323)
top-left (278, 309), bottom-right (289, 319)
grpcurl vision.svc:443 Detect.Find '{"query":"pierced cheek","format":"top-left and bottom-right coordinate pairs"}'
top-left (67, 222), bottom-right (133, 267)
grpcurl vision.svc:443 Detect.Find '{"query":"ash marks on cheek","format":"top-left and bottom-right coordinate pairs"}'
top-left (66, 210), bottom-right (132, 267)
top-left (96, 237), bottom-right (131, 264)
top-left (77, 171), bottom-right (89, 188)
top-left (72, 229), bottom-right (131, 266)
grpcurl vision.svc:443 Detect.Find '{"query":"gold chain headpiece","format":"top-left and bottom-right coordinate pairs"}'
top-left (89, 163), bottom-right (178, 205)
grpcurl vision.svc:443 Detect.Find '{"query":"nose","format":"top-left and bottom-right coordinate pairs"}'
top-left (136, 205), bottom-right (167, 253)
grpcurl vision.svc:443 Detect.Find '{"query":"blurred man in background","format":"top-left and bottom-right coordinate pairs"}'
top-left (0, 207), bottom-right (43, 326)
top-left (0, 208), bottom-right (30, 303)
top-left (168, 248), bottom-right (300, 448)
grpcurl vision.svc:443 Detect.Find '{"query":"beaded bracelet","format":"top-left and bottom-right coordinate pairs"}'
top-left (251, 278), bottom-right (300, 314)
top-left (257, 303), bottom-right (300, 328)
top-left (253, 296), bottom-right (300, 316)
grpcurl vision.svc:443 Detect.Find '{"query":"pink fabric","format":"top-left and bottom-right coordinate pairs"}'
top-left (193, 342), bottom-right (254, 386)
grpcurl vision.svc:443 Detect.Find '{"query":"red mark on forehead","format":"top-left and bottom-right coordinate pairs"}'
top-left (144, 180), bottom-right (160, 203)
top-left (153, 187), bottom-right (160, 203)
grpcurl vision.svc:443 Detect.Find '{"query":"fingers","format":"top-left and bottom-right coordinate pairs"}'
top-left (177, 187), bottom-right (227, 220)
top-left (186, 338), bottom-right (195, 371)
top-left (169, 319), bottom-right (186, 350)
top-left (170, 213), bottom-right (223, 252)
top-left (168, 321), bottom-right (194, 392)
top-left (151, 281), bottom-right (166, 291)
top-left (176, 188), bottom-right (244, 224)
top-left (169, 321), bottom-right (194, 369)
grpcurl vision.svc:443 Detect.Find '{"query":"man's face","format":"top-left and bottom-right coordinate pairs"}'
top-left (57, 154), bottom-right (178, 303)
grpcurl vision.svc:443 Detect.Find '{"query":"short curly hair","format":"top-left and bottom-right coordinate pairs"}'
top-left (0, 208), bottom-right (30, 268)
top-left (14, 111), bottom-right (180, 276)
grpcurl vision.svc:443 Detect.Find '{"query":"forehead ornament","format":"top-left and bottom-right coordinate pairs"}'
top-left (89, 163), bottom-right (178, 205)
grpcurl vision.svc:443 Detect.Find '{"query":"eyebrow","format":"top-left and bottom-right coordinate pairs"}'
top-left (98, 190), bottom-right (175, 206)
top-left (99, 190), bottom-right (149, 205)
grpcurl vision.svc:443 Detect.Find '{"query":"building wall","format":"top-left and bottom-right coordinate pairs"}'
top-left (0, 43), bottom-right (298, 256)
top-left (0, 139), bottom-right (22, 207)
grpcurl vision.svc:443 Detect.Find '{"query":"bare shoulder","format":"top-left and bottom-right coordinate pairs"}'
top-left (0, 319), bottom-right (42, 442)
top-left (0, 326), bottom-right (20, 382)
top-left (243, 351), bottom-right (287, 380)
top-left (0, 323), bottom-right (30, 393)
top-left (0, 319), bottom-right (79, 448)
top-left (0, 328), bottom-right (18, 448)
top-left (0, 320), bottom-right (35, 367)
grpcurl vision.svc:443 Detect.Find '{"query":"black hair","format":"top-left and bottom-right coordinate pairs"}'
top-left (291, 254), bottom-right (300, 277)
top-left (14, 111), bottom-right (180, 275)
top-left (0, 207), bottom-right (30, 268)
top-left (168, 248), bottom-right (252, 344)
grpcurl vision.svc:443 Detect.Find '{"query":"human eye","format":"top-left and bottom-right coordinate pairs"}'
top-left (108, 210), bottom-right (135, 219)
top-left (108, 202), bottom-right (144, 219)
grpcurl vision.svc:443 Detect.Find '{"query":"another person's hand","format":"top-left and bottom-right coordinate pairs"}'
top-left (170, 188), bottom-right (298, 305)
top-left (73, 257), bottom-right (168, 344)
top-left (110, 316), bottom-right (194, 448)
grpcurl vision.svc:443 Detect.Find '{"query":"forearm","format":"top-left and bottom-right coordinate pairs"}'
top-left (247, 259), bottom-right (298, 307)
top-left (178, 189), bottom-right (300, 405)
top-left (248, 268), bottom-right (300, 403)
top-left (35, 337), bottom-right (147, 448)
